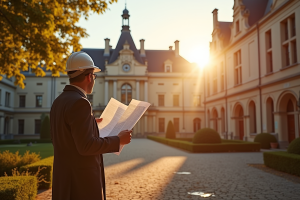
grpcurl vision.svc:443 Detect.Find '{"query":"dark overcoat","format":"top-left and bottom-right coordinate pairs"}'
top-left (50, 85), bottom-right (120, 200)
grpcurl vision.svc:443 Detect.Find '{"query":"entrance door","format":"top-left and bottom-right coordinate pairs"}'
top-left (287, 115), bottom-right (295, 143)
top-left (239, 120), bottom-right (244, 140)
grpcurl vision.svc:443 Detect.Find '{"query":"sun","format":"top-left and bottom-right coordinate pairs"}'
top-left (187, 46), bottom-right (210, 68)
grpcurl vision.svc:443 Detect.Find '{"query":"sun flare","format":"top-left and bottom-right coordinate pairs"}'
top-left (187, 46), bottom-right (210, 68)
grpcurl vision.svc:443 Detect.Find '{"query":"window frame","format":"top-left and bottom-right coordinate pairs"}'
top-left (35, 95), bottom-right (43, 107)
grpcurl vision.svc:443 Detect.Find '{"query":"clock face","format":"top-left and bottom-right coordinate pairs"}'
top-left (122, 64), bottom-right (131, 72)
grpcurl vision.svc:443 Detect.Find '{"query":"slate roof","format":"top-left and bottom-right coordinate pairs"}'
top-left (242, 0), bottom-right (269, 26)
top-left (219, 22), bottom-right (232, 47)
top-left (145, 50), bottom-right (192, 73)
top-left (109, 31), bottom-right (144, 64)
top-left (81, 48), bottom-right (114, 71)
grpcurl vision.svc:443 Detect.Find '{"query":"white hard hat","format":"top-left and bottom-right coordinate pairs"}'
top-left (66, 51), bottom-right (101, 78)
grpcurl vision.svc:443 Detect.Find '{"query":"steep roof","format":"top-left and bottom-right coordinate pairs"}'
top-left (242, 0), bottom-right (269, 26)
top-left (81, 48), bottom-right (114, 71)
top-left (145, 50), bottom-right (192, 73)
top-left (108, 31), bottom-right (144, 64)
top-left (219, 22), bottom-right (232, 47)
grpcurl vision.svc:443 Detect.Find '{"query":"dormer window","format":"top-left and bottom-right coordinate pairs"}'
top-left (166, 65), bottom-right (171, 72)
top-left (236, 20), bottom-right (240, 34)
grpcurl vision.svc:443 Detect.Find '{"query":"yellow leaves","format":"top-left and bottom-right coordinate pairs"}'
top-left (0, 0), bottom-right (117, 88)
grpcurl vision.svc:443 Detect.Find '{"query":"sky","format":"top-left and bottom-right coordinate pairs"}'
top-left (78, 0), bottom-right (234, 68)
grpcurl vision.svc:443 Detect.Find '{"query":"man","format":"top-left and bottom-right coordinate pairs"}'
top-left (50, 51), bottom-right (132, 200)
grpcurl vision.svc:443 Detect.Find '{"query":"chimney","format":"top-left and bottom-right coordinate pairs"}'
top-left (169, 46), bottom-right (173, 50)
top-left (104, 38), bottom-right (110, 56)
top-left (140, 39), bottom-right (145, 57)
top-left (174, 40), bottom-right (179, 57)
top-left (212, 8), bottom-right (218, 30)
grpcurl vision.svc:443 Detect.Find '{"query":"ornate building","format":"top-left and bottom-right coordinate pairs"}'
top-left (205, 0), bottom-right (300, 147)
top-left (0, 7), bottom-right (204, 139)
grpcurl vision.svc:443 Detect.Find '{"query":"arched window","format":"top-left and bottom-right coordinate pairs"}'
top-left (249, 101), bottom-right (257, 133)
top-left (193, 118), bottom-right (201, 132)
top-left (121, 84), bottom-right (132, 104)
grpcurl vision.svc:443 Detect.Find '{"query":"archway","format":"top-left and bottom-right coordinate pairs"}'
top-left (221, 107), bottom-right (225, 134)
top-left (193, 118), bottom-right (201, 132)
top-left (249, 101), bottom-right (257, 134)
top-left (121, 84), bottom-right (132, 104)
top-left (277, 92), bottom-right (298, 143)
top-left (234, 104), bottom-right (244, 140)
top-left (266, 97), bottom-right (275, 133)
top-left (212, 109), bottom-right (218, 132)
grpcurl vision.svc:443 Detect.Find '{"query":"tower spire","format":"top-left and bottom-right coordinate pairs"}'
top-left (121, 4), bottom-right (130, 32)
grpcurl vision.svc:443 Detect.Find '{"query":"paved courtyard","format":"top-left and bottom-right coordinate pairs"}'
top-left (37, 139), bottom-right (300, 199)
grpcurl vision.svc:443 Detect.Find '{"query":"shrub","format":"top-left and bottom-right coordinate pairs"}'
top-left (0, 176), bottom-right (37, 200)
top-left (20, 156), bottom-right (53, 189)
top-left (287, 137), bottom-right (300, 155)
top-left (40, 115), bottom-right (51, 139)
top-left (193, 128), bottom-right (221, 144)
top-left (0, 151), bottom-right (40, 176)
top-left (165, 121), bottom-right (176, 139)
top-left (264, 151), bottom-right (300, 177)
top-left (254, 133), bottom-right (277, 149)
top-left (147, 136), bottom-right (260, 153)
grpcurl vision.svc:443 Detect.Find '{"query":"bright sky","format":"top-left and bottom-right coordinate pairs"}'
top-left (78, 0), bottom-right (234, 68)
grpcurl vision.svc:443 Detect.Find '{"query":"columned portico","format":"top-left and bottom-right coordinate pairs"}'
top-left (113, 80), bottom-right (117, 99)
top-left (104, 80), bottom-right (109, 105)
top-left (136, 80), bottom-right (140, 100)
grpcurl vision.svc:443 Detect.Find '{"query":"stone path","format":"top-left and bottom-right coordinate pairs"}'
top-left (37, 139), bottom-right (300, 199)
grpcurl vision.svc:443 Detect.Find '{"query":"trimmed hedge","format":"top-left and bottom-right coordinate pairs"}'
top-left (254, 133), bottom-right (277, 149)
top-left (264, 151), bottom-right (300, 177)
top-left (193, 128), bottom-right (221, 144)
top-left (287, 137), bottom-right (300, 155)
top-left (0, 139), bottom-right (52, 145)
top-left (148, 136), bottom-right (260, 153)
top-left (0, 176), bottom-right (37, 200)
top-left (20, 156), bottom-right (53, 189)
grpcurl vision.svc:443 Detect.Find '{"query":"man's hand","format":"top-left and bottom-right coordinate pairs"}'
top-left (118, 130), bottom-right (132, 145)
top-left (96, 118), bottom-right (103, 124)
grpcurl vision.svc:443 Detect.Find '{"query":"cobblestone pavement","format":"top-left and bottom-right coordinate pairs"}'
top-left (37, 139), bottom-right (300, 199)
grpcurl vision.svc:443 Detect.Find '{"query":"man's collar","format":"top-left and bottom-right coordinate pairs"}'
top-left (69, 84), bottom-right (87, 97)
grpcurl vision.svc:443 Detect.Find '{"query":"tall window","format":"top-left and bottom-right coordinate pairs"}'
top-left (193, 118), bottom-right (201, 132)
top-left (36, 95), bottom-right (43, 107)
top-left (213, 66), bottom-right (217, 94)
top-left (19, 95), bottom-right (26, 107)
top-left (159, 118), bottom-right (165, 132)
top-left (173, 95), bottom-right (179, 106)
top-left (265, 30), bottom-right (273, 73)
top-left (35, 119), bottom-right (41, 134)
top-left (234, 50), bottom-right (242, 85)
top-left (193, 95), bottom-right (201, 107)
top-left (5, 92), bottom-right (10, 107)
top-left (87, 94), bottom-right (93, 107)
top-left (18, 119), bottom-right (24, 134)
top-left (121, 84), bottom-right (132, 104)
top-left (281, 14), bottom-right (297, 67)
top-left (221, 62), bottom-right (224, 91)
top-left (174, 118), bottom-right (179, 132)
top-left (158, 95), bottom-right (164, 106)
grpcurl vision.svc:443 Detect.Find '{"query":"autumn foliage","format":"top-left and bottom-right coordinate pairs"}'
top-left (0, 0), bottom-right (117, 88)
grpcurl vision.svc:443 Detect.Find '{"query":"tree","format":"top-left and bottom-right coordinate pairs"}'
top-left (166, 121), bottom-right (176, 139)
top-left (0, 0), bottom-right (117, 88)
top-left (40, 115), bottom-right (50, 139)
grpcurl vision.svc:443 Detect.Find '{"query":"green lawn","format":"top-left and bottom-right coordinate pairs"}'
top-left (0, 143), bottom-right (53, 159)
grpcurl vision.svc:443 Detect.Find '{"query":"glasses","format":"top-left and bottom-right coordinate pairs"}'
top-left (85, 73), bottom-right (97, 80)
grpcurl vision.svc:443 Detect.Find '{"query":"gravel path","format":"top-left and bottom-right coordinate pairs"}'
top-left (37, 139), bottom-right (300, 199)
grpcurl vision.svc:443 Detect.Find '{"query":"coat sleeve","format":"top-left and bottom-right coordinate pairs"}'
top-left (67, 98), bottom-right (120, 156)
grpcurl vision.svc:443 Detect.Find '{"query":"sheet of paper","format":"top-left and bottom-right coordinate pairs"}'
top-left (98, 98), bottom-right (150, 155)
top-left (98, 98), bottom-right (127, 137)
